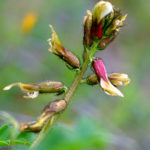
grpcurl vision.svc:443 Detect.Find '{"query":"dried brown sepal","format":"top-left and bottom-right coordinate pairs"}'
top-left (42, 99), bottom-right (67, 114)
top-left (99, 30), bottom-right (119, 49)
top-left (63, 51), bottom-right (80, 68)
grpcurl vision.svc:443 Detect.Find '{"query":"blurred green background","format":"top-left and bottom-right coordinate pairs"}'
top-left (0, 0), bottom-right (150, 149)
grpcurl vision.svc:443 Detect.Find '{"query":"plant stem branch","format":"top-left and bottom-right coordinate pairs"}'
top-left (30, 42), bottom-right (98, 150)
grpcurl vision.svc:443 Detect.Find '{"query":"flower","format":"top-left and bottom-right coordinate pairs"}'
top-left (92, 58), bottom-right (124, 97)
top-left (93, 1), bottom-right (113, 24)
top-left (3, 81), bottom-right (67, 99)
top-left (21, 12), bottom-right (37, 34)
top-left (108, 73), bottom-right (130, 86)
top-left (48, 25), bottom-right (80, 68)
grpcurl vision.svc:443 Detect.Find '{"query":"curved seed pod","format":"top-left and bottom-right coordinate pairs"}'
top-left (48, 25), bottom-right (80, 68)
top-left (3, 81), bottom-right (67, 99)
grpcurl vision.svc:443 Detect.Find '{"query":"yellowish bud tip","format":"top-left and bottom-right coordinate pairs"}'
top-left (86, 10), bottom-right (92, 15)
top-left (3, 83), bottom-right (20, 91)
top-left (121, 14), bottom-right (128, 22)
top-left (49, 24), bottom-right (55, 34)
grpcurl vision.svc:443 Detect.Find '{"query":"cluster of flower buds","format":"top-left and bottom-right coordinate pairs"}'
top-left (90, 58), bottom-right (130, 97)
top-left (20, 99), bottom-right (66, 132)
top-left (48, 25), bottom-right (80, 68)
top-left (83, 1), bottom-right (127, 49)
top-left (3, 81), bottom-right (67, 99)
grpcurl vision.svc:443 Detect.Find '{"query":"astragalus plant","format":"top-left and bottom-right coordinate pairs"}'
top-left (3, 0), bottom-right (130, 148)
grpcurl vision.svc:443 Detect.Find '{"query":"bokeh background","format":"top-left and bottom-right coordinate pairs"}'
top-left (0, 0), bottom-right (150, 149)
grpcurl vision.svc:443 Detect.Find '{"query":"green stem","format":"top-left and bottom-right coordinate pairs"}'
top-left (64, 43), bottom-right (97, 104)
top-left (30, 42), bottom-right (98, 150)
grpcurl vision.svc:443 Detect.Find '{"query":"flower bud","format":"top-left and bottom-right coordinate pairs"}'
top-left (48, 25), bottom-right (80, 68)
top-left (93, 1), bottom-right (113, 24)
top-left (91, 1), bottom-right (113, 39)
top-left (108, 73), bottom-right (131, 86)
top-left (83, 10), bottom-right (92, 46)
top-left (86, 74), bottom-right (98, 85)
top-left (92, 58), bottom-right (124, 97)
top-left (3, 81), bottom-right (67, 99)
top-left (42, 99), bottom-right (67, 113)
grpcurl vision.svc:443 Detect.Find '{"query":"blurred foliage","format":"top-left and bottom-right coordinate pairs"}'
top-left (0, 117), bottom-right (111, 150)
top-left (0, 0), bottom-right (150, 149)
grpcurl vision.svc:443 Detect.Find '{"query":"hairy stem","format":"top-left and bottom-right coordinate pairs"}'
top-left (30, 42), bottom-right (98, 150)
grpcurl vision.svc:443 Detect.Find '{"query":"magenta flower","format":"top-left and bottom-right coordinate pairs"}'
top-left (92, 58), bottom-right (124, 97)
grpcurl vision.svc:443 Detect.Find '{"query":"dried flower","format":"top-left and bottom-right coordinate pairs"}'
top-left (92, 58), bottom-right (124, 97)
top-left (108, 73), bottom-right (130, 86)
top-left (48, 25), bottom-right (80, 68)
top-left (20, 99), bottom-right (66, 132)
top-left (3, 81), bottom-right (67, 99)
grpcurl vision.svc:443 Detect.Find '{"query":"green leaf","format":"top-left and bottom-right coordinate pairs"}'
top-left (0, 124), bottom-right (37, 147)
top-left (0, 140), bottom-right (10, 146)
top-left (0, 124), bottom-right (11, 140)
top-left (16, 132), bottom-right (37, 146)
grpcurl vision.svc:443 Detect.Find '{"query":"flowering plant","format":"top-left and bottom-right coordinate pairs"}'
top-left (3, 1), bottom-right (130, 148)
